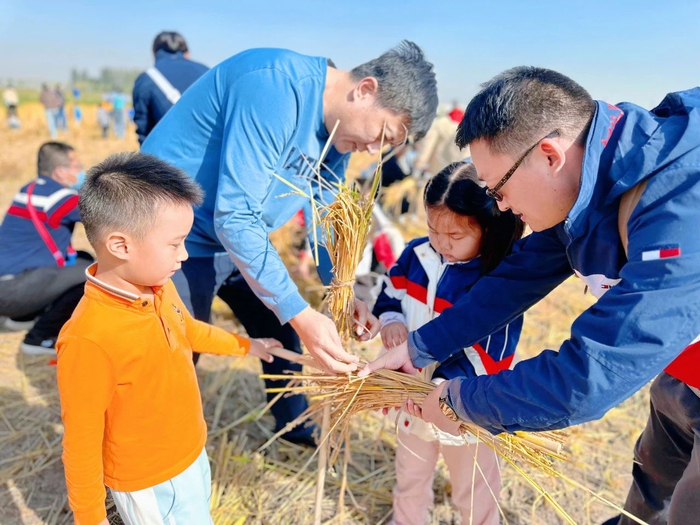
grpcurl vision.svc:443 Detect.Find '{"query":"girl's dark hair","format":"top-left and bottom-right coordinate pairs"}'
top-left (424, 161), bottom-right (524, 273)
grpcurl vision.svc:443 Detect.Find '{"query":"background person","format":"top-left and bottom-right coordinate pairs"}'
top-left (0, 142), bottom-right (91, 354)
top-left (132, 31), bottom-right (209, 145)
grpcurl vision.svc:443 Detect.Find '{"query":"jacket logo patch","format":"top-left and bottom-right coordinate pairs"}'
top-left (642, 245), bottom-right (681, 261)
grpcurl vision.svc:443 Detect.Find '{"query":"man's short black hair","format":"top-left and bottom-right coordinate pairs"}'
top-left (37, 142), bottom-right (74, 176)
top-left (152, 31), bottom-right (188, 55)
top-left (80, 152), bottom-right (203, 246)
top-left (457, 66), bottom-right (596, 154)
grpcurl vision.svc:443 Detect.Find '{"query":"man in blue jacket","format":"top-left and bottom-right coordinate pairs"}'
top-left (361, 68), bottom-right (700, 523)
top-left (132, 31), bottom-right (209, 144)
top-left (141, 41), bottom-right (438, 445)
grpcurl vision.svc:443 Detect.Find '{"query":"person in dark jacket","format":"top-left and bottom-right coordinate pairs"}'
top-left (0, 142), bottom-right (92, 354)
top-left (132, 31), bottom-right (209, 144)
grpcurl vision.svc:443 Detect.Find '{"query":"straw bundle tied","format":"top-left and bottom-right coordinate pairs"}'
top-left (320, 127), bottom-right (383, 340)
top-left (273, 120), bottom-right (384, 341)
top-left (262, 361), bottom-right (566, 470)
top-left (260, 347), bottom-right (650, 525)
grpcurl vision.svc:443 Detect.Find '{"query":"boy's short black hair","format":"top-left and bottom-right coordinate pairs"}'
top-left (80, 152), bottom-right (203, 246)
top-left (152, 31), bottom-right (188, 54)
top-left (38, 141), bottom-right (74, 176)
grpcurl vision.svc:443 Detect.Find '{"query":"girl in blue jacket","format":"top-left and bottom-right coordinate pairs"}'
top-left (372, 161), bottom-right (524, 524)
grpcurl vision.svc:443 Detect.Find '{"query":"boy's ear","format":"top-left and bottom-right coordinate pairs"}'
top-left (104, 232), bottom-right (133, 261)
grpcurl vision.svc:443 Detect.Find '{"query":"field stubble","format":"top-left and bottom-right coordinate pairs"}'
top-left (0, 104), bottom-right (648, 524)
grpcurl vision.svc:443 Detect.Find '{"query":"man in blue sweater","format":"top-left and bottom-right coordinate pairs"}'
top-left (141, 41), bottom-right (438, 445)
top-left (362, 68), bottom-right (700, 523)
top-left (132, 31), bottom-right (209, 144)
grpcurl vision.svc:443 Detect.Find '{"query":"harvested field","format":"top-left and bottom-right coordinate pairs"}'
top-left (0, 103), bottom-right (649, 524)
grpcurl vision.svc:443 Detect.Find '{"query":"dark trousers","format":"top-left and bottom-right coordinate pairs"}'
top-left (615, 373), bottom-right (700, 525)
top-left (0, 255), bottom-right (92, 341)
top-left (172, 255), bottom-right (312, 439)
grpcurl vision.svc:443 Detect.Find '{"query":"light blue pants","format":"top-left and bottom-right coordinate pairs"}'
top-left (110, 448), bottom-right (214, 525)
top-left (45, 108), bottom-right (58, 139)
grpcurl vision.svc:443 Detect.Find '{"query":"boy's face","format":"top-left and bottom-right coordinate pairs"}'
top-left (128, 203), bottom-right (194, 288)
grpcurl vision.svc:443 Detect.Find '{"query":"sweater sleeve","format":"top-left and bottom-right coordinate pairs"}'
top-left (183, 303), bottom-right (250, 356)
top-left (213, 68), bottom-right (308, 325)
top-left (56, 337), bottom-right (116, 525)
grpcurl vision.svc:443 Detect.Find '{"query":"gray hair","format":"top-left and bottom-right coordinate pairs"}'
top-left (80, 152), bottom-right (203, 246)
top-left (351, 40), bottom-right (438, 141)
top-left (456, 66), bottom-right (596, 154)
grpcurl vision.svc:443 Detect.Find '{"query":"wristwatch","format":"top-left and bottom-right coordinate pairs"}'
top-left (439, 397), bottom-right (459, 423)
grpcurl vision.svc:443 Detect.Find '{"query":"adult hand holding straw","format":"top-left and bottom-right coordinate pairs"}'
top-left (290, 306), bottom-right (359, 374)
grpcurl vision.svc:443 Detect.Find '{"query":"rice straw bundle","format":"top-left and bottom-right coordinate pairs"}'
top-left (321, 171), bottom-right (381, 340)
top-left (262, 364), bottom-right (566, 470)
top-left (274, 120), bottom-right (385, 341)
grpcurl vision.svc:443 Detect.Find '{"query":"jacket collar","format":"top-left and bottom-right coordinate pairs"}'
top-left (566, 101), bottom-right (626, 233)
top-left (155, 49), bottom-right (185, 62)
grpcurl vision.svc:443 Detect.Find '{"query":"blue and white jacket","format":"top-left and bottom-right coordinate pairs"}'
top-left (373, 237), bottom-right (523, 442)
top-left (409, 89), bottom-right (700, 435)
top-left (0, 176), bottom-right (80, 275)
top-left (142, 48), bottom-right (348, 325)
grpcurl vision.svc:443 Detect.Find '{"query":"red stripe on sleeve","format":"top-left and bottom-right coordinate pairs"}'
top-left (390, 275), bottom-right (407, 290)
top-left (48, 195), bottom-right (79, 228)
top-left (433, 297), bottom-right (453, 314)
top-left (406, 281), bottom-right (427, 304)
top-left (7, 205), bottom-right (48, 222)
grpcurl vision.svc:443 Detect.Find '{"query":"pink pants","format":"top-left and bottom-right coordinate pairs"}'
top-left (392, 431), bottom-right (501, 525)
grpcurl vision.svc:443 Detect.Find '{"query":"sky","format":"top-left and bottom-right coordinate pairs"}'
top-left (1, 0), bottom-right (699, 108)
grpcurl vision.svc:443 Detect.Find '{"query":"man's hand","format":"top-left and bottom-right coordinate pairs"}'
top-left (357, 340), bottom-right (417, 377)
top-left (290, 307), bottom-right (359, 374)
top-left (353, 299), bottom-right (380, 341)
top-left (380, 322), bottom-right (408, 350)
top-left (248, 338), bottom-right (280, 363)
top-left (403, 382), bottom-right (461, 436)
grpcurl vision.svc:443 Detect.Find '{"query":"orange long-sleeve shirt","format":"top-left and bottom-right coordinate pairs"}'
top-left (56, 265), bottom-right (250, 525)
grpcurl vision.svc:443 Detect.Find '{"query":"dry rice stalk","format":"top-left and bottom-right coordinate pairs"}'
top-left (273, 121), bottom-right (385, 341)
top-left (262, 367), bottom-right (567, 471)
top-left (320, 137), bottom-right (384, 341)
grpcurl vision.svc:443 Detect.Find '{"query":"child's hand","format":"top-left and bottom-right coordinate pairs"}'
top-left (380, 322), bottom-right (408, 350)
top-left (358, 340), bottom-right (418, 378)
top-left (248, 338), bottom-right (280, 363)
top-left (353, 299), bottom-right (381, 341)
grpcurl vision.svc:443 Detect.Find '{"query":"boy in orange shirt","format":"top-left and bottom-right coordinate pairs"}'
top-left (56, 152), bottom-right (280, 525)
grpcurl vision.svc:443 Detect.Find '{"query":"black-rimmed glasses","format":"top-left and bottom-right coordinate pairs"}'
top-left (485, 131), bottom-right (559, 201)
